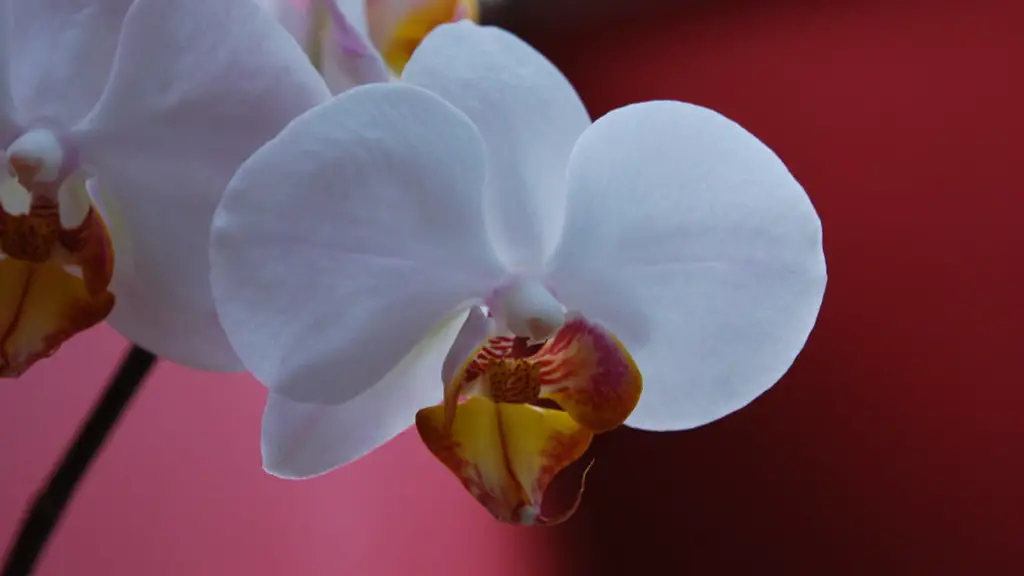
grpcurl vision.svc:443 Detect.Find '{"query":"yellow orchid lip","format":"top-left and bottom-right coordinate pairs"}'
top-left (417, 396), bottom-right (594, 525)
top-left (0, 174), bottom-right (115, 377)
top-left (416, 314), bottom-right (642, 525)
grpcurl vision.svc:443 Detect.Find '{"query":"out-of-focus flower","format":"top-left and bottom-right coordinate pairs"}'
top-left (367, 0), bottom-right (478, 73)
top-left (0, 0), bottom-right (329, 376)
top-left (210, 22), bottom-right (826, 524)
top-left (257, 0), bottom-right (477, 92)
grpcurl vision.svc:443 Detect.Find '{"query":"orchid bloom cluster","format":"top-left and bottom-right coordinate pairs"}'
top-left (1, 0), bottom-right (826, 525)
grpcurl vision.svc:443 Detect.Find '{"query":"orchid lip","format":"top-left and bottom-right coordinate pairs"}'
top-left (0, 131), bottom-right (116, 377)
top-left (417, 313), bottom-right (643, 525)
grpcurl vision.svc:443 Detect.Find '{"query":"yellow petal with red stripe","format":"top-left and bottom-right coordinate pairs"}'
top-left (440, 332), bottom-right (510, 430)
top-left (533, 315), bottom-right (643, 432)
top-left (371, 0), bottom-right (478, 74)
top-left (416, 396), bottom-right (593, 525)
top-left (0, 197), bottom-right (115, 377)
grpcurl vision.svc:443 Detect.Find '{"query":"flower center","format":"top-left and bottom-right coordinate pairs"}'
top-left (1, 129), bottom-right (96, 263)
top-left (488, 278), bottom-right (566, 343)
top-left (417, 315), bottom-right (643, 527)
top-left (484, 355), bottom-right (542, 404)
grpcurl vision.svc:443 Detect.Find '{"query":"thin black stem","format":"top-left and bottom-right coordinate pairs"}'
top-left (1, 345), bottom-right (157, 576)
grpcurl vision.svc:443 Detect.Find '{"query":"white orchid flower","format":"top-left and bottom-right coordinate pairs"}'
top-left (0, 0), bottom-right (329, 376)
top-left (210, 22), bottom-right (826, 524)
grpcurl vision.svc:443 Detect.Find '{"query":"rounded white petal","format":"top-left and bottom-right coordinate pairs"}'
top-left (402, 21), bottom-right (591, 271)
top-left (68, 0), bottom-right (330, 370)
top-left (5, 0), bottom-right (133, 128)
top-left (546, 101), bottom-right (827, 431)
top-left (262, 307), bottom-right (469, 478)
top-left (211, 82), bottom-right (506, 405)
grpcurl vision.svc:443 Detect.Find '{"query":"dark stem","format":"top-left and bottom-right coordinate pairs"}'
top-left (1, 345), bottom-right (157, 576)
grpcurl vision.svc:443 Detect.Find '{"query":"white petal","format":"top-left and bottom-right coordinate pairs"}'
top-left (401, 22), bottom-right (591, 271)
top-left (0, 2), bottom-right (17, 139)
top-left (262, 307), bottom-right (469, 478)
top-left (321, 0), bottom-right (390, 93)
top-left (99, 267), bottom-right (239, 370)
top-left (336, 0), bottom-right (371, 37)
top-left (546, 101), bottom-right (827, 431)
top-left (211, 82), bottom-right (506, 405)
top-left (69, 0), bottom-right (330, 370)
top-left (441, 305), bottom-right (493, 386)
top-left (253, 0), bottom-right (387, 94)
top-left (5, 0), bottom-right (133, 127)
top-left (254, 0), bottom-right (312, 44)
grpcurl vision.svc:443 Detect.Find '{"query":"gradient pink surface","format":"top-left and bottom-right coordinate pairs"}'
top-left (0, 326), bottom-right (554, 574)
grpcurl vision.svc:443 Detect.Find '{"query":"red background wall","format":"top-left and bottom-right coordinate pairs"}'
top-left (503, 0), bottom-right (1022, 572)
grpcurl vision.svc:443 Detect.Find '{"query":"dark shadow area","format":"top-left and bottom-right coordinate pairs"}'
top-left (492, 0), bottom-right (1022, 573)
top-left (482, 0), bottom-right (846, 45)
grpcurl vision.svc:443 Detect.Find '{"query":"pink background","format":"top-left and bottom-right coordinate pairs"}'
top-left (0, 326), bottom-right (556, 574)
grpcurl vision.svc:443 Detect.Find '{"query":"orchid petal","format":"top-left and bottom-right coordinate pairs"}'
top-left (0, 3), bottom-right (17, 140)
top-left (69, 0), bottom-right (329, 370)
top-left (254, 0), bottom-right (312, 44)
top-left (337, 0), bottom-right (372, 36)
top-left (321, 0), bottom-right (390, 92)
top-left (441, 305), bottom-right (494, 387)
top-left (534, 314), bottom-right (642, 433)
top-left (254, 0), bottom-right (387, 93)
top-left (547, 101), bottom-right (827, 431)
top-left (262, 307), bottom-right (469, 478)
top-left (416, 396), bottom-right (592, 525)
top-left (211, 82), bottom-right (505, 404)
top-left (402, 22), bottom-right (590, 271)
top-left (5, 0), bottom-right (132, 128)
top-left (368, 0), bottom-right (478, 74)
